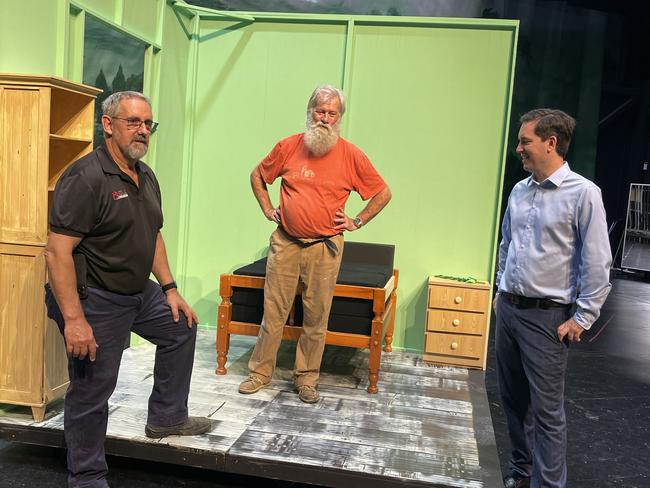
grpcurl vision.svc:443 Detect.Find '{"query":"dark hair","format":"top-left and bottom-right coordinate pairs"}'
top-left (520, 108), bottom-right (576, 158)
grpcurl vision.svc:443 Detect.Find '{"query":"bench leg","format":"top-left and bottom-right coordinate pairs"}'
top-left (367, 346), bottom-right (380, 394)
top-left (216, 326), bottom-right (229, 375)
top-left (368, 317), bottom-right (382, 394)
top-left (216, 302), bottom-right (231, 375)
top-left (384, 292), bottom-right (397, 353)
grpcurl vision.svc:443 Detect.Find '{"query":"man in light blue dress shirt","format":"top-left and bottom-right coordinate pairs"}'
top-left (495, 109), bottom-right (612, 488)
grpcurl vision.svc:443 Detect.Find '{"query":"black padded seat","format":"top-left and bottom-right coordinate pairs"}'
top-left (230, 242), bottom-right (394, 335)
top-left (233, 257), bottom-right (392, 287)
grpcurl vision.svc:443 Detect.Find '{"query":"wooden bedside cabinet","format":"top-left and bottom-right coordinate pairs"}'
top-left (423, 276), bottom-right (491, 369)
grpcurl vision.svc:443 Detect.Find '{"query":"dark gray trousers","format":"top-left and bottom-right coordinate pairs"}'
top-left (45, 280), bottom-right (197, 488)
top-left (496, 297), bottom-right (571, 488)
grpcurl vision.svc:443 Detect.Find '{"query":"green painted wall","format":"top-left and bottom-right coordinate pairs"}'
top-left (183, 18), bottom-right (350, 325)
top-left (0, 0), bottom-right (62, 75)
top-left (347, 22), bottom-right (515, 348)
top-left (0, 2), bottom-right (517, 352)
top-left (0, 0), bottom-right (191, 270)
top-left (174, 13), bottom-right (517, 351)
top-left (152, 6), bottom-right (193, 272)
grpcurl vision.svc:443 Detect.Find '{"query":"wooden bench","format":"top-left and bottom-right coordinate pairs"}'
top-left (216, 242), bottom-right (398, 393)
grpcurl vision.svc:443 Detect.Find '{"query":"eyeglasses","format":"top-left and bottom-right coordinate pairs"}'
top-left (112, 117), bottom-right (159, 134)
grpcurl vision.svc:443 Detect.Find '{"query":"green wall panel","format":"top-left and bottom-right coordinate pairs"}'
top-left (347, 23), bottom-right (514, 349)
top-left (123, 0), bottom-right (161, 44)
top-left (74, 0), bottom-right (116, 22)
top-left (183, 19), bottom-right (348, 324)
top-left (0, 0), bottom-right (60, 75)
top-left (171, 15), bottom-right (516, 351)
top-left (153, 7), bottom-right (192, 273)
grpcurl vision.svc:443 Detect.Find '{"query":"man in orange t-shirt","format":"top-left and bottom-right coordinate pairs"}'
top-left (239, 85), bottom-right (392, 403)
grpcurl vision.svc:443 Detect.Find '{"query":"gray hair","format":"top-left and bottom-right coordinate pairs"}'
top-left (307, 85), bottom-right (346, 116)
top-left (102, 91), bottom-right (151, 117)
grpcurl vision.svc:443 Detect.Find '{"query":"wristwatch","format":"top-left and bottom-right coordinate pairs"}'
top-left (353, 216), bottom-right (363, 229)
top-left (161, 281), bottom-right (177, 293)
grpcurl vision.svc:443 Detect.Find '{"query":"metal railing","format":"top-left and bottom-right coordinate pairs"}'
top-left (621, 183), bottom-right (650, 271)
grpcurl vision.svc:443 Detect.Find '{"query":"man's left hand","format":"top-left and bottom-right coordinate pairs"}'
top-left (557, 318), bottom-right (585, 343)
top-left (333, 209), bottom-right (357, 231)
top-left (165, 289), bottom-right (199, 328)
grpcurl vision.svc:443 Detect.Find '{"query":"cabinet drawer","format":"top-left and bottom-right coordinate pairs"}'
top-left (424, 332), bottom-right (484, 359)
top-left (426, 309), bottom-right (486, 335)
top-left (428, 285), bottom-right (488, 313)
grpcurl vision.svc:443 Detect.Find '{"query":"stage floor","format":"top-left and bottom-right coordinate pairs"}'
top-left (0, 329), bottom-right (500, 488)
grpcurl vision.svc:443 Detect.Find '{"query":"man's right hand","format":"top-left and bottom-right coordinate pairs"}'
top-left (265, 207), bottom-right (281, 224)
top-left (64, 318), bottom-right (98, 361)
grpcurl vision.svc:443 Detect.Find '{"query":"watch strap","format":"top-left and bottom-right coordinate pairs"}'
top-left (161, 281), bottom-right (177, 293)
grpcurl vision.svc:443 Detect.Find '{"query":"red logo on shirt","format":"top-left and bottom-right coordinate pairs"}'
top-left (112, 190), bottom-right (128, 200)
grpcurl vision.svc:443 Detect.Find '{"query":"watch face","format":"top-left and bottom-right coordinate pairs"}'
top-left (354, 217), bottom-right (362, 227)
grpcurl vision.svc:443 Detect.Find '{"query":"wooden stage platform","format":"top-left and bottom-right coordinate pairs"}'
top-left (0, 329), bottom-right (501, 487)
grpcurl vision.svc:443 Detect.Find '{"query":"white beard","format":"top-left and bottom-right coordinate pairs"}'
top-left (303, 119), bottom-right (340, 157)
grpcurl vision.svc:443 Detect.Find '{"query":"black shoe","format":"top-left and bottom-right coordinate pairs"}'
top-left (145, 416), bottom-right (212, 439)
top-left (504, 473), bottom-right (530, 488)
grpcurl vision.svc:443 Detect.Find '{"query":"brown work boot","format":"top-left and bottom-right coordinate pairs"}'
top-left (238, 375), bottom-right (269, 394)
top-left (297, 385), bottom-right (320, 403)
top-left (144, 416), bottom-right (212, 439)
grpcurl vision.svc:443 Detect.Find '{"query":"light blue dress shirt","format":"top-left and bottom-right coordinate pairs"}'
top-left (497, 163), bottom-right (612, 329)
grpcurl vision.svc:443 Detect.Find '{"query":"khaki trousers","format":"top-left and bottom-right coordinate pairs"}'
top-left (248, 227), bottom-right (344, 387)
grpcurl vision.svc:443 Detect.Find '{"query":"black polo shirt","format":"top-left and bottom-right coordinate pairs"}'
top-left (50, 145), bottom-right (163, 295)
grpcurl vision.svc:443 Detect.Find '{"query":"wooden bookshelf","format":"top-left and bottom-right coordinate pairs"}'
top-left (0, 74), bottom-right (101, 421)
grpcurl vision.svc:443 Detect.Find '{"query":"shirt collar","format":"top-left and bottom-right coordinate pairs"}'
top-left (526, 162), bottom-right (571, 189)
top-left (97, 144), bottom-right (148, 176)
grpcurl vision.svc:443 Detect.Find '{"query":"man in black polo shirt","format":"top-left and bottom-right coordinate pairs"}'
top-left (44, 91), bottom-right (211, 488)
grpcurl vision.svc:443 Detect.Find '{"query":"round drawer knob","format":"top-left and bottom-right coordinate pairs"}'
top-left (452, 319), bottom-right (460, 327)
top-left (451, 342), bottom-right (459, 350)
top-left (454, 296), bottom-right (462, 304)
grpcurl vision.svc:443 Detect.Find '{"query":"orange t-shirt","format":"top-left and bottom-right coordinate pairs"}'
top-left (258, 133), bottom-right (386, 238)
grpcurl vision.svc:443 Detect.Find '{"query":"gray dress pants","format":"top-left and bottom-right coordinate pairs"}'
top-left (496, 297), bottom-right (571, 488)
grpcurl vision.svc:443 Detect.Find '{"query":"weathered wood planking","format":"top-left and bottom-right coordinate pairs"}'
top-left (0, 329), bottom-right (499, 487)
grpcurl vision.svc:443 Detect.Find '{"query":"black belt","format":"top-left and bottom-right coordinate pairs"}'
top-left (501, 292), bottom-right (571, 310)
top-left (281, 227), bottom-right (341, 256)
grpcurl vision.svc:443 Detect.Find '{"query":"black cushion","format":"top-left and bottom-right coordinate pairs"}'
top-left (229, 242), bottom-right (394, 335)
top-left (233, 258), bottom-right (392, 288)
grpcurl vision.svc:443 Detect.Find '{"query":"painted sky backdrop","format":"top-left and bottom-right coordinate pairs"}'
top-left (83, 15), bottom-right (145, 145)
